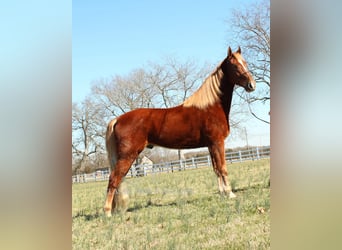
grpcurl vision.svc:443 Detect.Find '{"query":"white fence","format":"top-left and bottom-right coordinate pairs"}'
top-left (72, 146), bottom-right (270, 183)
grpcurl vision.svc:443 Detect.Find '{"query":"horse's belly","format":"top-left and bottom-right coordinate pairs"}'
top-left (148, 127), bottom-right (205, 149)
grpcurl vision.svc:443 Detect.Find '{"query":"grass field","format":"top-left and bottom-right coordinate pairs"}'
top-left (72, 159), bottom-right (270, 249)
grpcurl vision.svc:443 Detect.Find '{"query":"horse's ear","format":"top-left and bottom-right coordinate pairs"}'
top-left (237, 46), bottom-right (241, 54)
top-left (228, 47), bottom-right (232, 57)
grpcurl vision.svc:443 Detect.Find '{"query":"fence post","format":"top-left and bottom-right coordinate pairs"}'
top-left (239, 151), bottom-right (242, 162)
top-left (207, 155), bottom-right (211, 167)
top-left (256, 147), bottom-right (260, 160)
top-left (192, 157), bottom-right (196, 168)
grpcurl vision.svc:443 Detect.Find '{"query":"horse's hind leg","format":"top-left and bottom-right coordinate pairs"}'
top-left (208, 142), bottom-right (236, 198)
top-left (104, 157), bottom-right (136, 217)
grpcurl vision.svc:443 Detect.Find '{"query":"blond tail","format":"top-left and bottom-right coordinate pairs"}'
top-left (106, 118), bottom-right (129, 212)
top-left (106, 119), bottom-right (118, 171)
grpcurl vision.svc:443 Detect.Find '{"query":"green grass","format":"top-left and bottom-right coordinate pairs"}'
top-left (72, 159), bottom-right (270, 249)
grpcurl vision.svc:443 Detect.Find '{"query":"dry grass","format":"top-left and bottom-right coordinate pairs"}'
top-left (72, 159), bottom-right (270, 249)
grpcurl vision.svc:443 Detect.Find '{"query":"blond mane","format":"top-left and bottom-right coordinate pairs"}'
top-left (182, 65), bottom-right (223, 109)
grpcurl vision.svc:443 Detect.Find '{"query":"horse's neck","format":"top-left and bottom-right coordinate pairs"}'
top-left (215, 61), bottom-right (235, 120)
top-left (220, 76), bottom-right (235, 121)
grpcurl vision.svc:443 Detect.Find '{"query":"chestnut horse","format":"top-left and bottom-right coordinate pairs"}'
top-left (104, 47), bottom-right (255, 217)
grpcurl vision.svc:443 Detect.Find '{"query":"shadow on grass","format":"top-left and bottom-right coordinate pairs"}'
top-left (127, 200), bottom-right (179, 212)
top-left (128, 182), bottom-right (270, 212)
top-left (72, 210), bottom-right (101, 221)
top-left (232, 183), bottom-right (268, 193)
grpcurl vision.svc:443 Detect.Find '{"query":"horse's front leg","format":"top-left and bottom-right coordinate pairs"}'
top-left (208, 142), bottom-right (236, 198)
top-left (221, 174), bottom-right (236, 198)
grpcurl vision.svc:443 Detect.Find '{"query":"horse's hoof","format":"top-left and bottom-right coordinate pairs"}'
top-left (104, 208), bottom-right (112, 217)
top-left (229, 191), bottom-right (236, 198)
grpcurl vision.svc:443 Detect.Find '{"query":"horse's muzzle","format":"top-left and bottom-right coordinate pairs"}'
top-left (246, 82), bottom-right (256, 92)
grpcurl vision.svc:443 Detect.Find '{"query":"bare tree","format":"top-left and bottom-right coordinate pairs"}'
top-left (164, 57), bottom-right (211, 104)
top-left (143, 62), bottom-right (175, 108)
top-left (92, 69), bottom-right (156, 120)
top-left (92, 57), bottom-right (211, 118)
top-left (229, 0), bottom-right (270, 124)
top-left (72, 98), bottom-right (106, 173)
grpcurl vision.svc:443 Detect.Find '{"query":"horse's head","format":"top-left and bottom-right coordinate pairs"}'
top-left (223, 46), bottom-right (256, 92)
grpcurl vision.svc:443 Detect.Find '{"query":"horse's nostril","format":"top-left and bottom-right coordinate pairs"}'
top-left (248, 83), bottom-right (255, 90)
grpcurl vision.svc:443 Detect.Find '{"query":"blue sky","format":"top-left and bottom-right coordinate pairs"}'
top-left (72, 0), bottom-right (269, 147)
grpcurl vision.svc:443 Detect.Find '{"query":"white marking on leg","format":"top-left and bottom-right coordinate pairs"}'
top-left (218, 177), bottom-right (224, 193)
